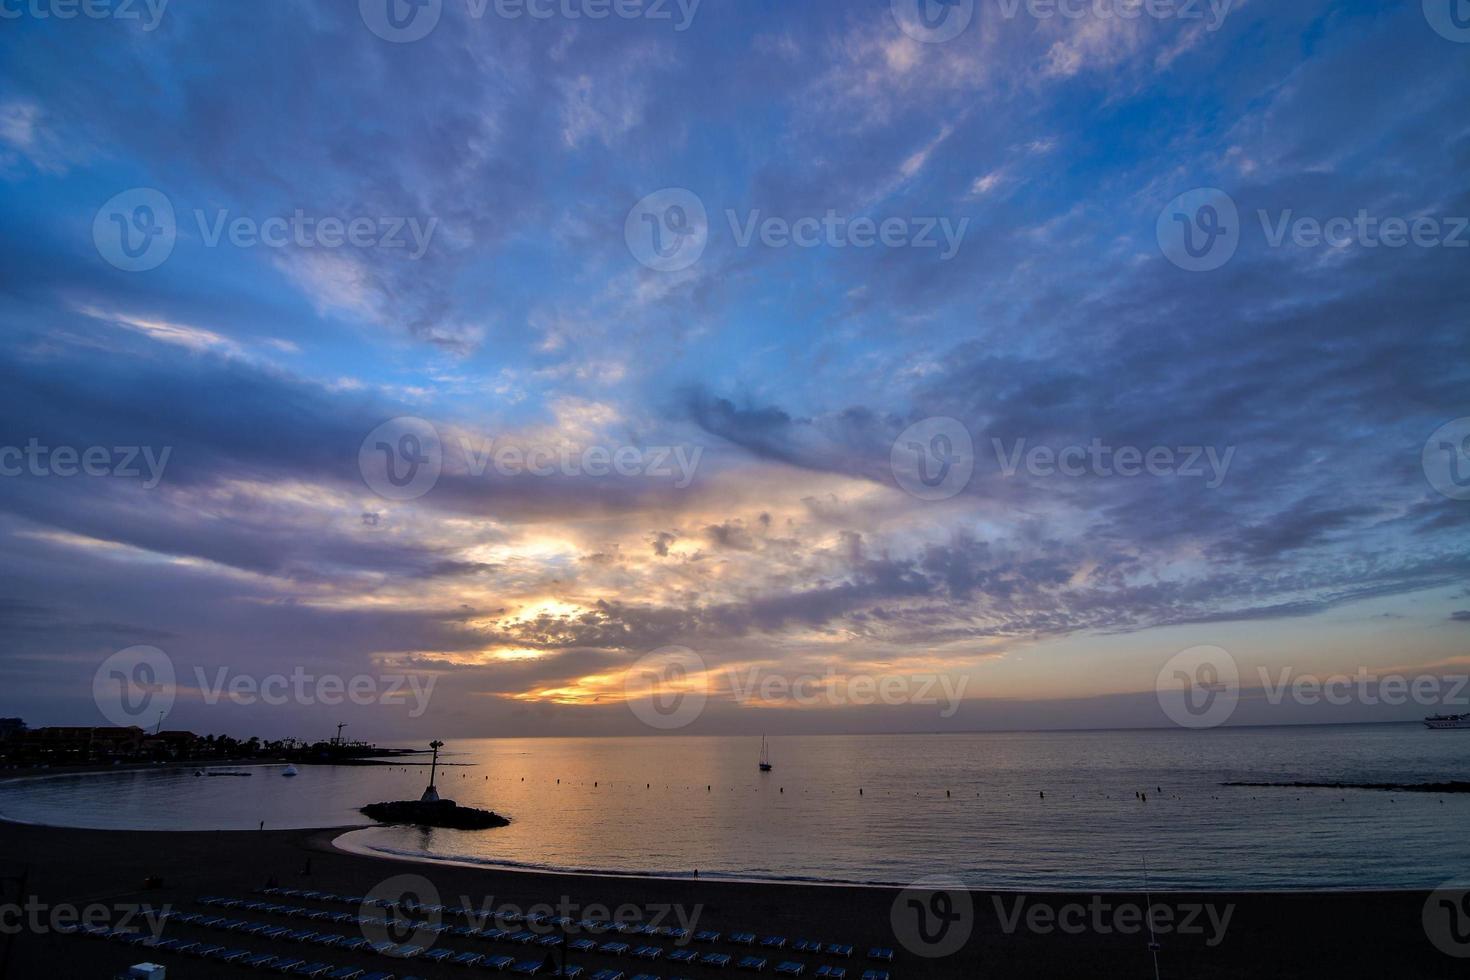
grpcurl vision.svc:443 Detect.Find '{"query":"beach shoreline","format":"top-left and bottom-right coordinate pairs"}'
top-left (0, 819), bottom-right (1458, 979)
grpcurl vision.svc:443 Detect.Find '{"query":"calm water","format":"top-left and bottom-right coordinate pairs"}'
top-left (3, 725), bottom-right (1468, 889)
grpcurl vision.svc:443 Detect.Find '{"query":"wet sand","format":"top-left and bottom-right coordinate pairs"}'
top-left (0, 820), bottom-right (1456, 979)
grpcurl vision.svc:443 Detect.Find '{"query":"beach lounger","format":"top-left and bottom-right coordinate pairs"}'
top-left (760, 937), bottom-right (788, 950)
top-left (599, 941), bottom-right (631, 956)
top-left (169, 941), bottom-right (199, 954)
top-left (588, 971), bottom-right (624, 980)
top-left (358, 973), bottom-right (396, 980)
top-left (263, 927), bottom-right (293, 939)
top-left (391, 944), bottom-right (425, 958)
top-left (736, 956), bottom-right (768, 972)
top-left (632, 945), bottom-right (662, 960)
top-left (552, 968), bottom-right (584, 979)
top-left (792, 941), bottom-right (821, 954)
top-left (481, 927), bottom-right (510, 941)
top-left (326, 969), bottom-right (364, 980)
top-left (700, 953), bottom-right (732, 968)
top-left (865, 948), bottom-right (893, 962)
top-left (339, 937), bottom-right (371, 951)
top-left (568, 939), bottom-right (596, 953)
top-left (859, 972), bottom-right (889, 980)
top-left (369, 941), bottom-right (398, 954)
top-left (814, 968), bottom-right (846, 979)
top-left (668, 949), bottom-right (698, 964)
top-left (823, 945), bottom-right (853, 958)
top-left (451, 951), bottom-right (483, 966)
top-left (275, 958), bottom-right (308, 973)
top-left (421, 948), bottom-right (453, 964)
top-left (509, 930), bottom-right (539, 944)
top-left (731, 933), bottom-right (757, 946)
top-left (242, 952), bottom-right (278, 969)
top-left (313, 934), bottom-right (343, 948)
top-left (693, 931), bottom-right (722, 943)
top-left (450, 924), bottom-right (479, 937)
top-left (774, 963), bottom-right (804, 976)
top-left (192, 944), bottom-right (225, 957)
top-left (667, 927), bottom-right (689, 941)
top-left (511, 961), bottom-right (543, 975)
top-left (287, 930), bottom-right (319, 942)
top-left (293, 963), bottom-right (335, 977)
top-left (536, 934), bottom-right (564, 948)
top-left (630, 974), bottom-right (660, 980)
top-left (215, 948), bottom-right (251, 962)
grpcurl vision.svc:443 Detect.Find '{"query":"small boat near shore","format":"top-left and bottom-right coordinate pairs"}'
top-left (281, 765), bottom-right (299, 777)
top-left (759, 735), bottom-right (773, 772)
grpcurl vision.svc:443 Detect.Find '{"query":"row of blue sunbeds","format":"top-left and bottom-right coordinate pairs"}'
top-left (250, 887), bottom-right (898, 964)
top-left (68, 920), bottom-right (441, 979)
top-left (179, 904), bottom-right (892, 979)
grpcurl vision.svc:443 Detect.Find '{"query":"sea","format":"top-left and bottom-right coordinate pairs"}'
top-left (3, 724), bottom-right (1468, 891)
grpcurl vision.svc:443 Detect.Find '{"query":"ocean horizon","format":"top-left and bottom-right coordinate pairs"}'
top-left (5, 724), bottom-right (1466, 892)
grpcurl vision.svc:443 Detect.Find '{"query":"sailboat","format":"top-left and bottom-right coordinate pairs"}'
top-left (758, 735), bottom-right (773, 772)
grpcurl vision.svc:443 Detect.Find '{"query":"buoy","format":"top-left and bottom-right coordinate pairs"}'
top-left (946, 790), bottom-right (951, 798)
top-left (1039, 791), bottom-right (1045, 799)
top-left (859, 788), bottom-right (863, 795)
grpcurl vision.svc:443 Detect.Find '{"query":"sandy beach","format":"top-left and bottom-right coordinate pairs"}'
top-left (0, 818), bottom-right (1457, 979)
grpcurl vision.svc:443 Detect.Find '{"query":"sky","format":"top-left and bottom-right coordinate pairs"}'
top-left (0, 0), bottom-right (1467, 741)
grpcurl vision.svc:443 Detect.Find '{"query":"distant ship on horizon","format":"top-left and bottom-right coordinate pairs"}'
top-left (1423, 713), bottom-right (1470, 730)
top-left (759, 735), bottom-right (773, 772)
